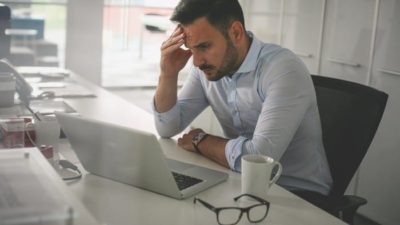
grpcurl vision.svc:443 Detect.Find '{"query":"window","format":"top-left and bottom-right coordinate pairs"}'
top-left (102, 0), bottom-right (189, 87)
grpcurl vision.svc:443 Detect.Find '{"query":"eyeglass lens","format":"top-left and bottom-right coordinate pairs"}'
top-left (217, 204), bottom-right (268, 225)
top-left (217, 208), bottom-right (242, 225)
top-left (247, 204), bottom-right (268, 222)
top-left (194, 194), bottom-right (269, 225)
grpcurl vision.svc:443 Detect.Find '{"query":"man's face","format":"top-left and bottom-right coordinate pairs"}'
top-left (183, 17), bottom-right (240, 81)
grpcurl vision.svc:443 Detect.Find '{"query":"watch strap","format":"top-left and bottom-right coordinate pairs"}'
top-left (193, 142), bottom-right (202, 154)
top-left (192, 132), bottom-right (208, 154)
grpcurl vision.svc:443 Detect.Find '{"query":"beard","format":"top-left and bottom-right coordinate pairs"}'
top-left (199, 39), bottom-right (240, 81)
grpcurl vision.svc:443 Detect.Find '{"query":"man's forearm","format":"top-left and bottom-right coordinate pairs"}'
top-left (154, 74), bottom-right (178, 113)
top-left (198, 135), bottom-right (230, 168)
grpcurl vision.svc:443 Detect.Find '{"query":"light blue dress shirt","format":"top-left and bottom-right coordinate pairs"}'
top-left (153, 34), bottom-right (332, 195)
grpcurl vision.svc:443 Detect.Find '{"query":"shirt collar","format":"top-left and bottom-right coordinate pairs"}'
top-left (235, 31), bottom-right (262, 74)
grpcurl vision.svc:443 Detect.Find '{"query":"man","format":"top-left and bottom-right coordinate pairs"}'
top-left (152, 0), bottom-right (332, 202)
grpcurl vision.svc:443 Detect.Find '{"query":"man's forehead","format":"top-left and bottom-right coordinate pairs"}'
top-left (181, 19), bottom-right (216, 48)
top-left (183, 29), bottom-right (206, 49)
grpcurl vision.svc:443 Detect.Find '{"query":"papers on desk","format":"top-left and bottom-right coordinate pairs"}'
top-left (0, 150), bottom-right (73, 224)
top-left (0, 100), bottom-right (76, 118)
top-left (17, 66), bottom-right (70, 80)
top-left (15, 66), bottom-right (96, 98)
top-left (31, 82), bottom-right (96, 99)
top-left (32, 82), bottom-right (66, 88)
top-left (29, 100), bottom-right (76, 115)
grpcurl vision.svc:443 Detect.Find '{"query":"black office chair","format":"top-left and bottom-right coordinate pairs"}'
top-left (310, 75), bottom-right (388, 224)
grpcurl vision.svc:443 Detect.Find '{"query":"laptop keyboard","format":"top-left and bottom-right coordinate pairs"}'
top-left (172, 172), bottom-right (203, 190)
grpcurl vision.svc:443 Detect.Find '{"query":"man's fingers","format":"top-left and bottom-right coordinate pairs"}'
top-left (161, 26), bottom-right (184, 50)
top-left (171, 25), bottom-right (181, 36)
top-left (161, 42), bottom-right (182, 55)
top-left (161, 33), bottom-right (185, 50)
top-left (177, 133), bottom-right (196, 152)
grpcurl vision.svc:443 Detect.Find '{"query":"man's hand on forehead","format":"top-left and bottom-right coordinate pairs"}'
top-left (175, 25), bottom-right (190, 50)
top-left (159, 24), bottom-right (192, 78)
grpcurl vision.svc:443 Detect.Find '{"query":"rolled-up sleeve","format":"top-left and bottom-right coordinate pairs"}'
top-left (152, 101), bottom-right (182, 138)
top-left (152, 69), bottom-right (209, 138)
top-left (225, 137), bottom-right (247, 171)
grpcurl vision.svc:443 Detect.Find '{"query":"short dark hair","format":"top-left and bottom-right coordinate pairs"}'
top-left (170, 0), bottom-right (245, 37)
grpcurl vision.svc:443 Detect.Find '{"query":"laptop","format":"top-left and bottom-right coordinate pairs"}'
top-left (55, 112), bottom-right (228, 199)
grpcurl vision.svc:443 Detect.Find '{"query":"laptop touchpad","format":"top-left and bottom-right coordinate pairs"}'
top-left (167, 159), bottom-right (194, 172)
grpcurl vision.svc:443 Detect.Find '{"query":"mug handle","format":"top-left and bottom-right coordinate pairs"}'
top-left (269, 161), bottom-right (282, 187)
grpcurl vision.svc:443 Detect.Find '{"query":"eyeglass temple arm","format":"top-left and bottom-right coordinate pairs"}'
top-left (234, 194), bottom-right (269, 204)
top-left (194, 197), bottom-right (217, 212)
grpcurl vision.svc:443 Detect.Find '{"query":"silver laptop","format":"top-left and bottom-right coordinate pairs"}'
top-left (55, 112), bottom-right (228, 199)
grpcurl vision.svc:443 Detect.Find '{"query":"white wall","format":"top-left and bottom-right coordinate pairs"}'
top-left (65, 0), bottom-right (103, 85)
top-left (356, 1), bottom-right (400, 224)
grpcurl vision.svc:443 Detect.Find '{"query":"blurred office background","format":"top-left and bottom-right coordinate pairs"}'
top-left (1, 1), bottom-right (400, 225)
top-left (1, 0), bottom-right (183, 87)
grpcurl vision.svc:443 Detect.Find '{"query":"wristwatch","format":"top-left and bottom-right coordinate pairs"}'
top-left (192, 132), bottom-right (208, 154)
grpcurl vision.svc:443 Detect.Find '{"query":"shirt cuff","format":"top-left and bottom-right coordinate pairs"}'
top-left (225, 136), bottom-right (247, 172)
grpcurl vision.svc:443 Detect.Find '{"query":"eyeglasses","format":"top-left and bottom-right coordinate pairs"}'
top-left (193, 194), bottom-right (270, 225)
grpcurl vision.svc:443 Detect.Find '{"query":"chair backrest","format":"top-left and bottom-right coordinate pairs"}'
top-left (311, 75), bottom-right (388, 197)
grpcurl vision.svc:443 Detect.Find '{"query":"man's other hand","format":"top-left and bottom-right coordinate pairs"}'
top-left (160, 26), bottom-right (192, 78)
top-left (177, 128), bottom-right (204, 152)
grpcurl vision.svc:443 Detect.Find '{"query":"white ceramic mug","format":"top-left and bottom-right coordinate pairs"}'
top-left (26, 116), bottom-right (61, 164)
top-left (34, 120), bottom-right (60, 149)
top-left (241, 154), bottom-right (283, 199)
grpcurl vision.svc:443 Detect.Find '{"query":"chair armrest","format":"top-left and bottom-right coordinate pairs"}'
top-left (325, 195), bottom-right (367, 224)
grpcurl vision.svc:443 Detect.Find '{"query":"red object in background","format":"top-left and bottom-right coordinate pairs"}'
top-left (39, 145), bottom-right (54, 159)
top-left (0, 117), bottom-right (36, 148)
top-left (0, 118), bottom-right (25, 148)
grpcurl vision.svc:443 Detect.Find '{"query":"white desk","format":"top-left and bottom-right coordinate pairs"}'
top-left (0, 148), bottom-right (99, 225)
top-left (57, 74), bottom-right (348, 225)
